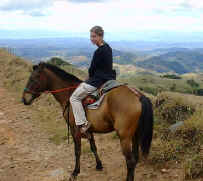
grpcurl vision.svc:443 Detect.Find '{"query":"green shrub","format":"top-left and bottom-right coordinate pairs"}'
top-left (48, 57), bottom-right (71, 66)
top-left (161, 74), bottom-right (182, 79)
top-left (196, 89), bottom-right (203, 96)
top-left (139, 86), bottom-right (158, 96)
top-left (155, 94), bottom-right (195, 124)
top-left (184, 154), bottom-right (203, 180)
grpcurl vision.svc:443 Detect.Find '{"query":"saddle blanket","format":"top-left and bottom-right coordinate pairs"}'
top-left (87, 80), bottom-right (126, 109)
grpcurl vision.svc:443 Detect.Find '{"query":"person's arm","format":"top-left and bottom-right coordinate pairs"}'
top-left (101, 46), bottom-right (113, 71)
top-left (88, 51), bottom-right (98, 78)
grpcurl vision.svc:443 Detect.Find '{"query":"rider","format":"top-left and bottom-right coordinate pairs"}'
top-left (70, 26), bottom-right (116, 135)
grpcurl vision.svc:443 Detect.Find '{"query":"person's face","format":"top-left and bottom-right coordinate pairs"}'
top-left (90, 31), bottom-right (103, 46)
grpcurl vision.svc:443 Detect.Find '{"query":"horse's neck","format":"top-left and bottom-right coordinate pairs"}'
top-left (52, 82), bottom-right (72, 109)
top-left (46, 71), bottom-right (76, 110)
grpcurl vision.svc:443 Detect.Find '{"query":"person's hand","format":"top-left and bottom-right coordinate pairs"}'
top-left (84, 76), bottom-right (89, 81)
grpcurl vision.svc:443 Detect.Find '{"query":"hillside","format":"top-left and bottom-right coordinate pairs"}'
top-left (136, 49), bottom-right (203, 74)
top-left (0, 49), bottom-right (203, 181)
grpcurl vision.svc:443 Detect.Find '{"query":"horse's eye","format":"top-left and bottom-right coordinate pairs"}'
top-left (32, 73), bottom-right (40, 79)
top-left (36, 74), bottom-right (40, 78)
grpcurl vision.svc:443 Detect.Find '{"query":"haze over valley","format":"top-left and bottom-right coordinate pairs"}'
top-left (1, 36), bottom-right (203, 75)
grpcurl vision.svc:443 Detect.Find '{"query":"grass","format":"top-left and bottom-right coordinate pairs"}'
top-left (155, 92), bottom-right (195, 124)
top-left (118, 72), bottom-right (203, 95)
top-left (184, 154), bottom-right (203, 180)
top-left (150, 92), bottom-right (203, 179)
top-left (111, 132), bottom-right (119, 139)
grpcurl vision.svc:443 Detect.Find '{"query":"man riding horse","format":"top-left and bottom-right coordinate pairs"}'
top-left (70, 26), bottom-right (116, 137)
top-left (22, 26), bottom-right (153, 181)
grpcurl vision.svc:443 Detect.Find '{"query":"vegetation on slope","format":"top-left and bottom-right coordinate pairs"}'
top-left (152, 92), bottom-right (203, 179)
top-left (118, 72), bottom-right (203, 96)
top-left (135, 50), bottom-right (203, 74)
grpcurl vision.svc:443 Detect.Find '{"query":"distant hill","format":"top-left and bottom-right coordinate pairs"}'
top-left (142, 47), bottom-right (190, 56)
top-left (135, 49), bottom-right (203, 74)
top-left (0, 38), bottom-right (137, 66)
top-left (1, 38), bottom-right (203, 74)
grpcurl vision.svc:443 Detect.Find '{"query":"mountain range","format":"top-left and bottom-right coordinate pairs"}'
top-left (0, 37), bottom-right (203, 74)
top-left (136, 49), bottom-right (203, 74)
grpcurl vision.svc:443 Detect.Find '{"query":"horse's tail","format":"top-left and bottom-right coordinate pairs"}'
top-left (138, 95), bottom-right (154, 157)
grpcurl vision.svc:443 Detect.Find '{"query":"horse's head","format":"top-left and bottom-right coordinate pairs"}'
top-left (22, 62), bottom-right (48, 105)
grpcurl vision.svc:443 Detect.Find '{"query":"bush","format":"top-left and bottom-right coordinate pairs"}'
top-left (184, 154), bottom-right (203, 180)
top-left (155, 93), bottom-right (195, 124)
top-left (48, 57), bottom-right (71, 66)
top-left (150, 119), bottom-right (203, 168)
top-left (161, 74), bottom-right (182, 79)
top-left (196, 89), bottom-right (203, 96)
top-left (139, 86), bottom-right (158, 96)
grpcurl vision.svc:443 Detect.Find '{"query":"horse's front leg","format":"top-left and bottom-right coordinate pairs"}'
top-left (69, 133), bottom-right (81, 181)
top-left (89, 133), bottom-right (103, 170)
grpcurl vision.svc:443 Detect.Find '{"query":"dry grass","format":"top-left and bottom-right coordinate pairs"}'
top-left (183, 154), bottom-right (203, 180)
top-left (151, 91), bottom-right (203, 179)
top-left (155, 92), bottom-right (196, 124)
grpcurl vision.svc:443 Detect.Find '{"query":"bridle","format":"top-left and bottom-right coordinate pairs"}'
top-left (24, 77), bottom-right (44, 96)
top-left (24, 73), bottom-right (79, 96)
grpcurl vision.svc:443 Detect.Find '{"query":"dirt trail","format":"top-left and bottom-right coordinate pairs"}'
top-left (0, 84), bottom-right (185, 181)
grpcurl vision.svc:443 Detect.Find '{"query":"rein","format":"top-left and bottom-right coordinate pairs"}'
top-left (24, 85), bottom-right (78, 95)
top-left (44, 86), bottom-right (78, 94)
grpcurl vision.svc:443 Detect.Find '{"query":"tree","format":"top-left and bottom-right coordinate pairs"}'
top-left (48, 57), bottom-right (71, 66)
top-left (170, 83), bottom-right (176, 92)
top-left (186, 79), bottom-right (199, 94)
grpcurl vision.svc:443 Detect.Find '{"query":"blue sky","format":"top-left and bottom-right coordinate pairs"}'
top-left (0, 0), bottom-right (203, 40)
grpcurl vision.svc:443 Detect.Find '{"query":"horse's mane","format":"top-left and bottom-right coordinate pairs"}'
top-left (41, 62), bottom-right (82, 83)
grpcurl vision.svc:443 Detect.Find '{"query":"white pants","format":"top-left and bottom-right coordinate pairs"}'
top-left (70, 82), bottom-right (97, 126)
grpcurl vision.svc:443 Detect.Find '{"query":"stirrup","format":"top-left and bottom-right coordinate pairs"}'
top-left (79, 122), bottom-right (91, 139)
top-left (80, 122), bottom-right (91, 134)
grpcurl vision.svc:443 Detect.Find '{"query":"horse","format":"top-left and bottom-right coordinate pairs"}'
top-left (22, 62), bottom-right (154, 181)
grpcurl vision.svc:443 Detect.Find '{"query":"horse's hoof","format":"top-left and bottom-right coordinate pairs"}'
top-left (96, 164), bottom-right (103, 171)
top-left (69, 175), bottom-right (77, 181)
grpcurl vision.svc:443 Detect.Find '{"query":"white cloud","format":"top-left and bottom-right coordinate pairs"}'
top-left (67, 0), bottom-right (107, 3)
top-left (0, 0), bottom-right (54, 11)
top-left (0, 0), bottom-right (203, 33)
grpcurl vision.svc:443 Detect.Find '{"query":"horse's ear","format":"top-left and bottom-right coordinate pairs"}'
top-left (33, 65), bottom-right (38, 70)
top-left (39, 62), bottom-right (46, 69)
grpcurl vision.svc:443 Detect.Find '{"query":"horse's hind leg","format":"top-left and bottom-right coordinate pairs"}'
top-left (132, 132), bottom-right (139, 168)
top-left (89, 133), bottom-right (103, 170)
top-left (120, 137), bottom-right (136, 181)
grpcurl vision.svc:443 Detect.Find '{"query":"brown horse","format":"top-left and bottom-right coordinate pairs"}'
top-left (22, 62), bottom-right (153, 181)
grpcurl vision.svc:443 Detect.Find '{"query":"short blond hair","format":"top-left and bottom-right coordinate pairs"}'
top-left (90, 26), bottom-right (104, 37)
